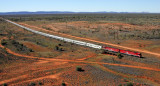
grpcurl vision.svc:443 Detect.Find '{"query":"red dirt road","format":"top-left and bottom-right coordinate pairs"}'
top-left (0, 38), bottom-right (160, 72)
top-left (0, 36), bottom-right (160, 85)
top-left (0, 75), bottom-right (27, 85)
top-left (1, 19), bottom-right (160, 85)
top-left (19, 23), bottom-right (160, 57)
top-left (10, 73), bottom-right (61, 86)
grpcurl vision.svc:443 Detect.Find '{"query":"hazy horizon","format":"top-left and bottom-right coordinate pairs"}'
top-left (1, 0), bottom-right (160, 13)
top-left (0, 11), bottom-right (153, 13)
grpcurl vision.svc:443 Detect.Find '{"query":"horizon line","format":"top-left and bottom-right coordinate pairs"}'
top-left (0, 11), bottom-right (160, 14)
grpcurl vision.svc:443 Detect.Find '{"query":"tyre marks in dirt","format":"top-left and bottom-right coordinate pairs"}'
top-left (96, 64), bottom-right (160, 85)
top-left (77, 53), bottom-right (96, 60)
top-left (0, 38), bottom-right (160, 72)
top-left (0, 74), bottom-right (28, 85)
top-left (10, 72), bottom-right (61, 86)
top-left (1, 37), bottom-right (160, 85)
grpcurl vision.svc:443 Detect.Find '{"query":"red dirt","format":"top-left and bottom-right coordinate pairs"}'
top-left (115, 58), bottom-right (159, 69)
top-left (98, 63), bottom-right (160, 85)
top-left (1, 22), bottom-right (160, 85)
top-left (0, 74), bottom-right (28, 85)
top-left (11, 73), bottom-right (61, 86)
top-left (0, 38), bottom-right (160, 72)
top-left (1, 37), bottom-right (160, 85)
top-left (19, 23), bottom-right (160, 57)
top-left (22, 41), bottom-right (50, 52)
top-left (0, 40), bottom-right (160, 85)
top-left (97, 64), bottom-right (128, 77)
top-left (78, 53), bottom-right (96, 60)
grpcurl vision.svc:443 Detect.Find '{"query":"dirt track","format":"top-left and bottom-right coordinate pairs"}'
top-left (0, 38), bottom-right (160, 72)
top-left (19, 23), bottom-right (160, 57)
top-left (1, 20), bottom-right (160, 85)
top-left (10, 73), bottom-right (61, 86)
top-left (1, 36), bottom-right (160, 85)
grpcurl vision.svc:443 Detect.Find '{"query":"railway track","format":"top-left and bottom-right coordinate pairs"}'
top-left (1, 18), bottom-right (160, 57)
top-left (0, 21), bottom-right (160, 85)
top-left (0, 38), bottom-right (160, 72)
top-left (2, 18), bottom-right (102, 50)
top-left (19, 23), bottom-right (160, 57)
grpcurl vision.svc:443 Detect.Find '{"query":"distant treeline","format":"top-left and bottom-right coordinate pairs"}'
top-left (1, 13), bottom-right (160, 25)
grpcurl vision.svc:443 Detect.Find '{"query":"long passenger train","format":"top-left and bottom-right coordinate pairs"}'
top-left (4, 19), bottom-right (142, 58)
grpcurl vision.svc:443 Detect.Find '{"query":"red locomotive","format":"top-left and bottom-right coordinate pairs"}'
top-left (102, 46), bottom-right (119, 52)
top-left (102, 46), bottom-right (141, 58)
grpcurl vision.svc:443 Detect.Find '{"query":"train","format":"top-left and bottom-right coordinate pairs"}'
top-left (102, 46), bottom-right (142, 58)
top-left (4, 19), bottom-right (142, 58)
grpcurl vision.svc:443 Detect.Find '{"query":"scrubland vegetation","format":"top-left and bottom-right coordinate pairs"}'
top-left (2, 13), bottom-right (160, 25)
top-left (3, 13), bottom-right (160, 41)
top-left (5, 13), bottom-right (160, 56)
top-left (0, 14), bottom-right (160, 86)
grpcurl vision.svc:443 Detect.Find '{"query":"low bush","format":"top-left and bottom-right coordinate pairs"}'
top-left (38, 82), bottom-right (43, 85)
top-left (1, 39), bottom-right (7, 45)
top-left (117, 53), bottom-right (123, 59)
top-left (28, 82), bottom-right (36, 86)
top-left (55, 46), bottom-right (59, 50)
top-left (126, 82), bottom-right (133, 86)
top-left (76, 66), bottom-right (84, 72)
top-left (3, 83), bottom-right (8, 86)
top-left (62, 82), bottom-right (66, 86)
top-left (58, 43), bottom-right (62, 46)
top-left (59, 48), bottom-right (64, 51)
top-left (118, 84), bottom-right (122, 86)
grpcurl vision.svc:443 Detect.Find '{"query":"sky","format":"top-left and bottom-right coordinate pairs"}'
top-left (0, 0), bottom-right (160, 13)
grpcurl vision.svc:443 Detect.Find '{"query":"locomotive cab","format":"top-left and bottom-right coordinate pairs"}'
top-left (138, 53), bottom-right (142, 58)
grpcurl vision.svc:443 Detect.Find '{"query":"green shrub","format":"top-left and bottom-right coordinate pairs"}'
top-left (55, 46), bottom-right (59, 50)
top-left (29, 49), bottom-right (34, 52)
top-left (62, 82), bottom-right (66, 86)
top-left (76, 66), bottom-right (84, 72)
top-left (126, 82), bottom-right (133, 86)
top-left (76, 66), bottom-right (81, 71)
top-left (28, 82), bottom-right (36, 86)
top-left (58, 43), bottom-right (62, 46)
top-left (117, 53), bottom-right (123, 59)
top-left (118, 84), bottom-right (122, 86)
top-left (1, 40), bottom-right (7, 45)
top-left (3, 83), bottom-right (8, 86)
top-left (59, 48), bottom-right (64, 51)
top-left (38, 82), bottom-right (43, 85)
